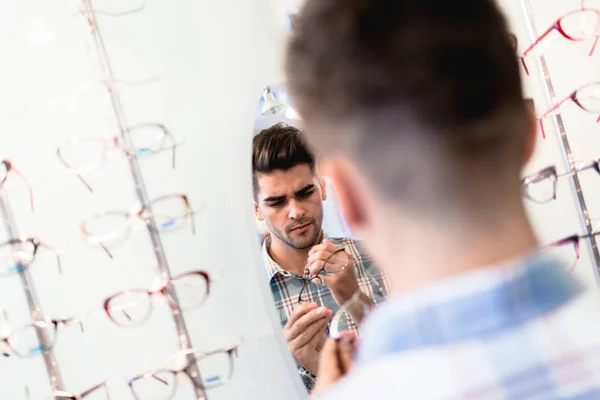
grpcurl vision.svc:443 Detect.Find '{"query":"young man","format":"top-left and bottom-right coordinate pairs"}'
top-left (252, 123), bottom-right (386, 391)
top-left (285, 0), bottom-right (600, 398)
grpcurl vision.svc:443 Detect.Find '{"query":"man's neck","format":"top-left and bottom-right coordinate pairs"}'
top-left (267, 231), bottom-right (323, 276)
top-left (378, 207), bottom-right (538, 296)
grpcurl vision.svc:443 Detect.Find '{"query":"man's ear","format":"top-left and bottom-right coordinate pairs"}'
top-left (254, 201), bottom-right (264, 222)
top-left (524, 98), bottom-right (538, 165)
top-left (319, 176), bottom-right (328, 201)
top-left (319, 157), bottom-right (368, 232)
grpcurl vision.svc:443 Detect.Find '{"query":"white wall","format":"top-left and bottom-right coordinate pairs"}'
top-left (501, 0), bottom-right (600, 288)
top-left (0, 0), bottom-right (304, 399)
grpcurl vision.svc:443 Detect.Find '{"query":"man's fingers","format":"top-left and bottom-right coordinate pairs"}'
top-left (289, 316), bottom-right (329, 349)
top-left (285, 302), bottom-right (318, 329)
top-left (285, 306), bottom-right (331, 341)
top-left (337, 331), bottom-right (357, 373)
top-left (317, 337), bottom-right (342, 381)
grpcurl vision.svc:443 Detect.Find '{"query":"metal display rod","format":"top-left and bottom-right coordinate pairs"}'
top-left (0, 191), bottom-right (65, 391)
top-left (520, 0), bottom-right (600, 282)
top-left (79, 1), bottom-right (207, 398)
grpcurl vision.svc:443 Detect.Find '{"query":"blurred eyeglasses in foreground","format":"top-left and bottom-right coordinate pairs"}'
top-left (0, 237), bottom-right (61, 276)
top-left (27, 380), bottom-right (110, 400)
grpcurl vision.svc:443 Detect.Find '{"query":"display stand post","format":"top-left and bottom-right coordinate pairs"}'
top-left (79, 1), bottom-right (207, 398)
top-left (0, 190), bottom-right (65, 392)
top-left (520, 0), bottom-right (600, 283)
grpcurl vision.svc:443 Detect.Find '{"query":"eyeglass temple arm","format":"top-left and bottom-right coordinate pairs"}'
top-left (4, 164), bottom-right (35, 212)
top-left (520, 24), bottom-right (557, 76)
top-left (538, 91), bottom-right (577, 139)
top-left (80, 381), bottom-right (110, 399)
top-left (590, 36), bottom-right (599, 56)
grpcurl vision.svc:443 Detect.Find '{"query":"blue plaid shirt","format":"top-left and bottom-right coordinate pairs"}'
top-left (316, 252), bottom-right (600, 399)
top-left (262, 234), bottom-right (387, 390)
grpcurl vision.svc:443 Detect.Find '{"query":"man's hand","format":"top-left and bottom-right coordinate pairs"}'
top-left (312, 331), bottom-right (358, 397)
top-left (307, 240), bottom-right (359, 305)
top-left (284, 302), bottom-right (332, 375)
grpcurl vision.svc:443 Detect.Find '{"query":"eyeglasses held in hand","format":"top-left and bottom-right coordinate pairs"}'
top-left (298, 248), bottom-right (350, 304)
top-left (27, 380), bottom-right (110, 400)
top-left (0, 160), bottom-right (34, 212)
top-left (104, 270), bottom-right (211, 327)
top-left (520, 8), bottom-right (600, 76)
top-left (544, 232), bottom-right (600, 271)
top-left (0, 237), bottom-right (62, 276)
top-left (522, 160), bottom-right (600, 203)
top-left (537, 82), bottom-right (600, 138)
top-left (1, 316), bottom-right (84, 358)
top-left (81, 194), bottom-right (197, 258)
top-left (57, 123), bottom-right (178, 193)
top-left (128, 341), bottom-right (241, 399)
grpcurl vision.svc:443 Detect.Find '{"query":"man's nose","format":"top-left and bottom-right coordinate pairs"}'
top-left (288, 200), bottom-right (305, 219)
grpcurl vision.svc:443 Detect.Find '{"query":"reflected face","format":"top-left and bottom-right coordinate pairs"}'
top-left (255, 164), bottom-right (326, 250)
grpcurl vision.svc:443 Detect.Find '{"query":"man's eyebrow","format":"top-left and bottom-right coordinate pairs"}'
top-left (263, 195), bottom-right (286, 203)
top-left (295, 184), bottom-right (315, 196)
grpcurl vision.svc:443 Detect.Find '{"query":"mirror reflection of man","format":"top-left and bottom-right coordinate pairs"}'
top-left (252, 123), bottom-right (386, 391)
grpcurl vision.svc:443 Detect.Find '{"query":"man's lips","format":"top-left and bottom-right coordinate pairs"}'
top-left (289, 222), bottom-right (312, 232)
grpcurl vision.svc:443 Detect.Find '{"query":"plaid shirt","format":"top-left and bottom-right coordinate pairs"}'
top-left (262, 234), bottom-right (387, 390)
top-left (316, 253), bottom-right (600, 399)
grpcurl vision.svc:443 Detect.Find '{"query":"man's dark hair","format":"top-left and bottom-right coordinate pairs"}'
top-left (285, 0), bottom-right (529, 212)
top-left (252, 123), bottom-right (316, 200)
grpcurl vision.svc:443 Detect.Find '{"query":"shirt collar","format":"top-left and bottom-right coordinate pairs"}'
top-left (357, 252), bottom-right (584, 364)
top-left (262, 232), bottom-right (332, 281)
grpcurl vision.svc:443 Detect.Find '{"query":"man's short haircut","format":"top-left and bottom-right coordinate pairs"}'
top-left (285, 0), bottom-right (528, 210)
top-left (252, 123), bottom-right (316, 200)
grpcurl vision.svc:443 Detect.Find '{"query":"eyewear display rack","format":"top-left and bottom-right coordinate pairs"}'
top-left (80, 1), bottom-right (207, 399)
top-left (0, 2), bottom-right (208, 399)
top-left (0, 189), bottom-right (66, 392)
top-left (520, 0), bottom-right (600, 283)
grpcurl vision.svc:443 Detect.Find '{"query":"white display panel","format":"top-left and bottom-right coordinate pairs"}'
top-left (0, 0), bottom-right (304, 399)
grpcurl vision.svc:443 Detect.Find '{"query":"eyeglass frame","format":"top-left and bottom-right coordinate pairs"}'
top-left (81, 193), bottom-right (196, 258)
top-left (1, 316), bottom-right (84, 358)
top-left (522, 160), bottom-right (600, 203)
top-left (57, 123), bottom-right (178, 193)
top-left (0, 237), bottom-right (62, 276)
top-left (26, 380), bottom-right (110, 400)
top-left (298, 247), bottom-right (349, 304)
top-left (0, 159), bottom-right (34, 212)
top-left (103, 270), bottom-right (211, 327)
top-left (537, 82), bottom-right (600, 139)
top-left (544, 232), bottom-right (600, 271)
top-left (520, 8), bottom-right (600, 76)
top-left (128, 343), bottom-right (240, 399)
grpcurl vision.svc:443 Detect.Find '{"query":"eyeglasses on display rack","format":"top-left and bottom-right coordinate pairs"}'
top-left (0, 237), bottom-right (61, 275)
top-left (27, 380), bottom-right (110, 400)
top-left (57, 123), bottom-right (179, 192)
top-left (1, 0), bottom-right (146, 46)
top-left (81, 194), bottom-right (197, 258)
top-left (298, 248), bottom-right (350, 304)
top-left (522, 159), bottom-right (600, 203)
top-left (1, 316), bottom-right (84, 358)
top-left (536, 82), bottom-right (600, 138)
top-left (103, 270), bottom-right (212, 327)
top-left (520, 8), bottom-right (600, 76)
top-left (0, 159), bottom-right (34, 212)
top-left (128, 341), bottom-right (241, 399)
top-left (543, 232), bottom-right (600, 271)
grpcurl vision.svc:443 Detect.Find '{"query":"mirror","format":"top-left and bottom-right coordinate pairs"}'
top-left (251, 83), bottom-right (388, 391)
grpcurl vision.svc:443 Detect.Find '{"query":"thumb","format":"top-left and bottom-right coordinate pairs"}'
top-left (317, 337), bottom-right (342, 381)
